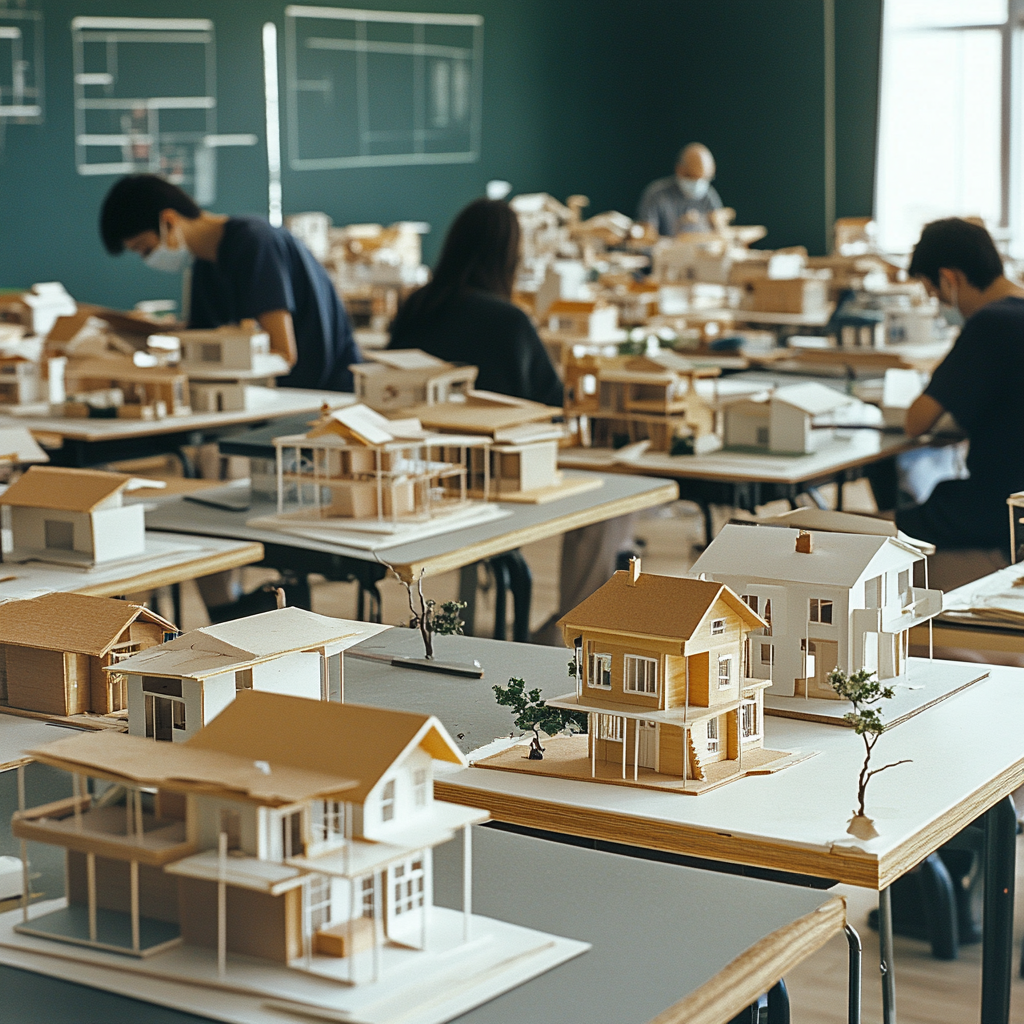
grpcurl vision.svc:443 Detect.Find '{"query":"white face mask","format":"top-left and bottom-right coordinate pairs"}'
top-left (677, 176), bottom-right (710, 200)
top-left (144, 223), bottom-right (191, 274)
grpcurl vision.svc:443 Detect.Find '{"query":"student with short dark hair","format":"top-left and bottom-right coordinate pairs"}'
top-left (900, 218), bottom-right (1024, 552)
top-left (100, 174), bottom-right (358, 391)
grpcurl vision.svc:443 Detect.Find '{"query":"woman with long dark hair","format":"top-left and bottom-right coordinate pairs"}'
top-left (388, 198), bottom-right (562, 406)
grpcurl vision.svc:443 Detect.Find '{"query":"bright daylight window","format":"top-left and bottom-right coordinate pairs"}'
top-left (876, 0), bottom-right (1011, 253)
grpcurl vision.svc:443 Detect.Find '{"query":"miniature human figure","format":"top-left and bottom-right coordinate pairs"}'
top-left (636, 143), bottom-right (723, 237)
top-left (898, 218), bottom-right (1024, 553)
top-left (100, 174), bottom-right (360, 392)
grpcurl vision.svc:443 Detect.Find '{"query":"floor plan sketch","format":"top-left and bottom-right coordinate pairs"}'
top-left (71, 17), bottom-right (257, 203)
top-left (0, 6), bottom-right (43, 122)
top-left (285, 5), bottom-right (483, 170)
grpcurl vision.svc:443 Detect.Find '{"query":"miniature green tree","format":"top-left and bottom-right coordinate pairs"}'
top-left (829, 667), bottom-right (911, 835)
top-left (378, 559), bottom-right (466, 660)
top-left (493, 677), bottom-right (587, 759)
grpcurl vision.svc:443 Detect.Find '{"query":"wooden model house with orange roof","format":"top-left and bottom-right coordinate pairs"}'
top-left (1, 465), bottom-right (146, 565)
top-left (476, 559), bottom-right (803, 794)
top-left (0, 592), bottom-right (175, 717)
top-left (5, 691), bottom-right (583, 1015)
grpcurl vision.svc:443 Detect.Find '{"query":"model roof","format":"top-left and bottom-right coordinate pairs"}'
top-left (772, 381), bottom-right (855, 415)
top-left (304, 404), bottom-right (426, 446)
top-left (106, 607), bottom-right (387, 680)
top-left (689, 523), bottom-right (922, 587)
top-left (1, 465), bottom-right (131, 512)
top-left (558, 568), bottom-right (765, 647)
top-left (757, 507), bottom-right (935, 555)
top-left (0, 427), bottom-right (48, 465)
top-left (401, 390), bottom-right (559, 435)
top-left (0, 592), bottom-right (174, 656)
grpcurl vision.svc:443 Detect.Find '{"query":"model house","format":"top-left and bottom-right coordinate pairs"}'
top-left (546, 298), bottom-right (623, 341)
top-left (689, 524), bottom-right (943, 698)
top-left (63, 357), bottom-right (191, 419)
top-left (12, 690), bottom-right (489, 983)
top-left (1, 465), bottom-right (146, 566)
top-left (0, 355), bottom-right (40, 405)
top-left (0, 592), bottom-right (175, 717)
top-left (722, 381), bottom-right (858, 454)
top-left (171, 325), bottom-right (288, 377)
top-left (113, 607), bottom-right (388, 741)
top-left (350, 349), bottom-right (478, 413)
top-left (564, 350), bottom-right (719, 454)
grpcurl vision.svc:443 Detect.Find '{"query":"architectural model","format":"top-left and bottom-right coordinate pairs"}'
top-left (62, 357), bottom-right (191, 419)
top-left (0, 427), bottom-right (48, 468)
top-left (112, 607), bottom-right (388, 741)
top-left (0, 592), bottom-right (175, 718)
top-left (0, 355), bottom-right (40, 405)
top-left (350, 349), bottom-right (477, 413)
top-left (689, 524), bottom-right (943, 699)
top-left (5, 690), bottom-right (585, 1022)
top-left (476, 559), bottom-right (804, 794)
top-left (1, 466), bottom-right (146, 566)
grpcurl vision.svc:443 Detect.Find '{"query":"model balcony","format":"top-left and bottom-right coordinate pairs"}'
top-left (880, 587), bottom-right (943, 633)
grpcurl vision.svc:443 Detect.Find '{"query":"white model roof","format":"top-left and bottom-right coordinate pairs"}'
top-left (772, 382), bottom-right (855, 416)
top-left (690, 523), bottom-right (921, 588)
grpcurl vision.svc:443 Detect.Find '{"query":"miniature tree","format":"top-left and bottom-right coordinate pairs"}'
top-left (829, 667), bottom-right (911, 839)
top-left (493, 677), bottom-right (587, 760)
top-left (378, 559), bottom-right (466, 660)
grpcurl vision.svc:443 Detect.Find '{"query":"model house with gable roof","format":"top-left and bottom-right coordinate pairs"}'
top-left (350, 349), bottom-right (478, 413)
top-left (689, 524), bottom-right (943, 699)
top-left (114, 607), bottom-right (388, 742)
top-left (62, 358), bottom-right (191, 419)
top-left (0, 592), bottom-right (175, 716)
top-left (1, 465), bottom-right (146, 565)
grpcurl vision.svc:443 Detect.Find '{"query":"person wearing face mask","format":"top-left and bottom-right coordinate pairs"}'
top-left (895, 218), bottom-right (1024, 553)
top-left (636, 142), bottom-right (723, 237)
top-left (99, 174), bottom-right (359, 391)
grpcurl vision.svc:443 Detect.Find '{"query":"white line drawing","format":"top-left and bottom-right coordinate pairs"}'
top-left (284, 5), bottom-right (483, 171)
top-left (70, 16), bottom-right (258, 203)
top-left (0, 6), bottom-right (43, 122)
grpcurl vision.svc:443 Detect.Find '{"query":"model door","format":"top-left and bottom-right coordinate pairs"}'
top-left (637, 721), bottom-right (658, 770)
top-left (145, 694), bottom-right (173, 741)
top-left (386, 854), bottom-right (428, 948)
top-left (813, 640), bottom-right (839, 691)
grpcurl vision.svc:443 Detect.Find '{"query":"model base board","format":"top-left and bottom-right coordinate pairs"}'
top-left (467, 472), bottom-right (604, 504)
top-left (0, 901), bottom-right (588, 1024)
top-left (763, 660), bottom-right (989, 728)
top-left (472, 735), bottom-right (814, 796)
top-left (2, 533), bottom-right (202, 570)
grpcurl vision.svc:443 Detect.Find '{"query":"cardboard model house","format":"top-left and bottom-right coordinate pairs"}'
top-left (1, 466), bottom-right (146, 566)
top-left (689, 524), bottom-right (943, 698)
top-left (13, 691), bottom-right (488, 980)
top-left (63, 358), bottom-right (191, 419)
top-left (114, 607), bottom-right (387, 742)
top-left (0, 356), bottom-right (40, 405)
top-left (546, 299), bottom-right (623, 341)
top-left (722, 381), bottom-right (858, 455)
top-left (350, 349), bottom-right (478, 413)
top-left (0, 592), bottom-right (175, 716)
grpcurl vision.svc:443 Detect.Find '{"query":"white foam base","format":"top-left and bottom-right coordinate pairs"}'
top-left (0, 900), bottom-right (587, 1024)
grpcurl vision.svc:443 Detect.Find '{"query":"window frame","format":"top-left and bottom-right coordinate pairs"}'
top-left (706, 717), bottom-right (720, 754)
top-left (381, 779), bottom-right (396, 822)
top-left (809, 598), bottom-right (833, 624)
top-left (599, 714), bottom-right (624, 742)
top-left (717, 654), bottom-right (733, 689)
top-left (587, 643), bottom-right (612, 689)
top-left (623, 654), bottom-right (659, 696)
top-left (710, 618), bottom-right (726, 636)
top-left (740, 700), bottom-right (761, 742)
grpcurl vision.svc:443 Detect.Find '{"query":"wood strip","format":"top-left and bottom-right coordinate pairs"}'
top-left (645, 896), bottom-right (847, 1024)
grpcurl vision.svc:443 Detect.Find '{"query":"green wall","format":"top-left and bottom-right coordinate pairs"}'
top-left (0, 0), bottom-right (881, 311)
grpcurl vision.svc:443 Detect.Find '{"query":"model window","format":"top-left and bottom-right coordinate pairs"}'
top-left (742, 595), bottom-right (759, 614)
top-left (218, 809), bottom-right (241, 851)
top-left (280, 809), bottom-right (303, 858)
top-left (381, 779), bottom-right (396, 822)
top-left (809, 598), bottom-right (833, 624)
top-left (741, 702), bottom-right (760, 740)
top-left (413, 768), bottom-right (428, 807)
top-left (200, 343), bottom-right (221, 362)
top-left (587, 644), bottom-right (612, 688)
top-left (760, 643), bottom-right (774, 666)
top-left (717, 655), bottom-right (732, 688)
top-left (898, 569), bottom-right (911, 606)
top-left (756, 426), bottom-right (769, 446)
top-left (599, 715), bottom-right (624, 742)
top-left (707, 718), bottom-right (720, 753)
top-left (710, 618), bottom-right (726, 635)
top-left (172, 700), bottom-right (186, 731)
top-left (762, 599), bottom-right (773, 636)
top-left (44, 519), bottom-right (74, 551)
top-left (623, 654), bottom-right (658, 695)
top-left (865, 575), bottom-right (882, 608)
top-left (361, 876), bottom-right (375, 918)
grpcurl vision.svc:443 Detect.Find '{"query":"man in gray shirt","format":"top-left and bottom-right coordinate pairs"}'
top-left (637, 143), bottom-right (723, 236)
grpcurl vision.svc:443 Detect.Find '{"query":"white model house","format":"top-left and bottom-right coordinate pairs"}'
top-left (722, 382), bottom-right (858, 454)
top-left (0, 466), bottom-right (145, 566)
top-left (115, 607), bottom-right (388, 742)
top-left (689, 524), bottom-right (943, 698)
top-left (350, 349), bottom-right (478, 413)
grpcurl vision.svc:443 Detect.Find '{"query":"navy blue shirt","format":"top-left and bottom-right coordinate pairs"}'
top-left (189, 216), bottom-right (359, 391)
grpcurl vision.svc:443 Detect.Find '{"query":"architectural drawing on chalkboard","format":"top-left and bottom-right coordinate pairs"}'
top-left (70, 17), bottom-right (257, 203)
top-left (0, 7), bottom-right (43, 122)
top-left (284, 5), bottom-right (483, 170)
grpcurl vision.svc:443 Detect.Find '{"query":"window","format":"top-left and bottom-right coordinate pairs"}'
top-left (200, 342), bottom-right (221, 363)
top-left (809, 599), bottom-right (833, 624)
top-left (762, 599), bottom-right (773, 637)
top-left (313, 800), bottom-right (345, 843)
top-left (760, 643), bottom-right (774, 666)
top-left (235, 668), bottom-right (253, 690)
top-left (381, 779), bottom-right (396, 822)
top-left (587, 644), bottom-right (612, 689)
top-left (413, 768), bottom-right (427, 807)
top-left (742, 595), bottom-right (759, 614)
top-left (710, 618), bottom-right (725, 635)
top-left (392, 858), bottom-right (425, 917)
top-left (599, 715), bottom-right (624, 742)
top-left (741, 701), bottom-right (761, 741)
top-left (865, 576), bottom-right (882, 609)
top-left (755, 426), bottom-right (769, 446)
top-left (706, 718), bottom-right (719, 753)
top-left (280, 810), bottom-right (303, 858)
top-left (361, 875), bottom-right (375, 918)
top-left (717, 655), bottom-right (732, 688)
top-left (172, 700), bottom-right (186, 731)
top-left (623, 654), bottom-right (658, 695)
top-left (899, 569), bottom-right (912, 607)
top-left (44, 519), bottom-right (74, 551)
top-left (218, 809), bottom-right (241, 851)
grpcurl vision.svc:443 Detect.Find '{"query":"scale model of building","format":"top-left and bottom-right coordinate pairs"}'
top-left (350, 349), bottom-right (477, 413)
top-left (62, 358), bottom-right (191, 419)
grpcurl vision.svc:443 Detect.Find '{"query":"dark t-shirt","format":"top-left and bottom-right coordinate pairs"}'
top-left (189, 216), bottom-right (359, 391)
top-left (388, 288), bottom-right (563, 406)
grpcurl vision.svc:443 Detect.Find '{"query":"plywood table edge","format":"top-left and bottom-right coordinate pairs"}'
top-left (73, 539), bottom-right (265, 597)
top-left (389, 481), bottom-right (679, 579)
top-left (645, 895), bottom-right (846, 1024)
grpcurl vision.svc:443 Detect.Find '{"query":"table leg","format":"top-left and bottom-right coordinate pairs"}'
top-left (879, 886), bottom-right (896, 1024)
top-left (766, 979), bottom-right (790, 1023)
top-left (981, 796), bottom-right (1016, 1024)
top-left (458, 564), bottom-right (478, 636)
top-left (490, 557), bottom-right (510, 641)
top-left (504, 549), bottom-right (533, 644)
top-left (846, 923), bottom-right (862, 1024)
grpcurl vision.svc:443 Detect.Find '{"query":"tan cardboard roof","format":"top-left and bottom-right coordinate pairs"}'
top-left (187, 690), bottom-right (464, 803)
top-left (0, 592), bottom-right (175, 656)
top-left (0, 465), bottom-right (131, 512)
top-left (557, 570), bottom-right (765, 646)
top-left (400, 392), bottom-right (559, 436)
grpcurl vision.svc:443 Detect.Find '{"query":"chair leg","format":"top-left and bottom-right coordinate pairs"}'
top-left (490, 557), bottom-right (510, 641)
top-left (918, 852), bottom-right (959, 960)
top-left (766, 978), bottom-right (790, 1024)
top-left (846, 924), bottom-right (862, 1024)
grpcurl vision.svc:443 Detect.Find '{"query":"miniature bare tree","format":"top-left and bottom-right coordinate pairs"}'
top-left (829, 667), bottom-right (911, 838)
top-left (493, 677), bottom-right (587, 760)
top-left (378, 558), bottom-right (466, 660)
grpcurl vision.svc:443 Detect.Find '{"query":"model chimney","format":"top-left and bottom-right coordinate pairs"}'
top-left (795, 530), bottom-right (813, 554)
top-left (627, 556), bottom-right (642, 585)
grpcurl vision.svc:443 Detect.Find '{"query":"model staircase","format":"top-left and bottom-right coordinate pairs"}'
top-left (687, 731), bottom-right (705, 781)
